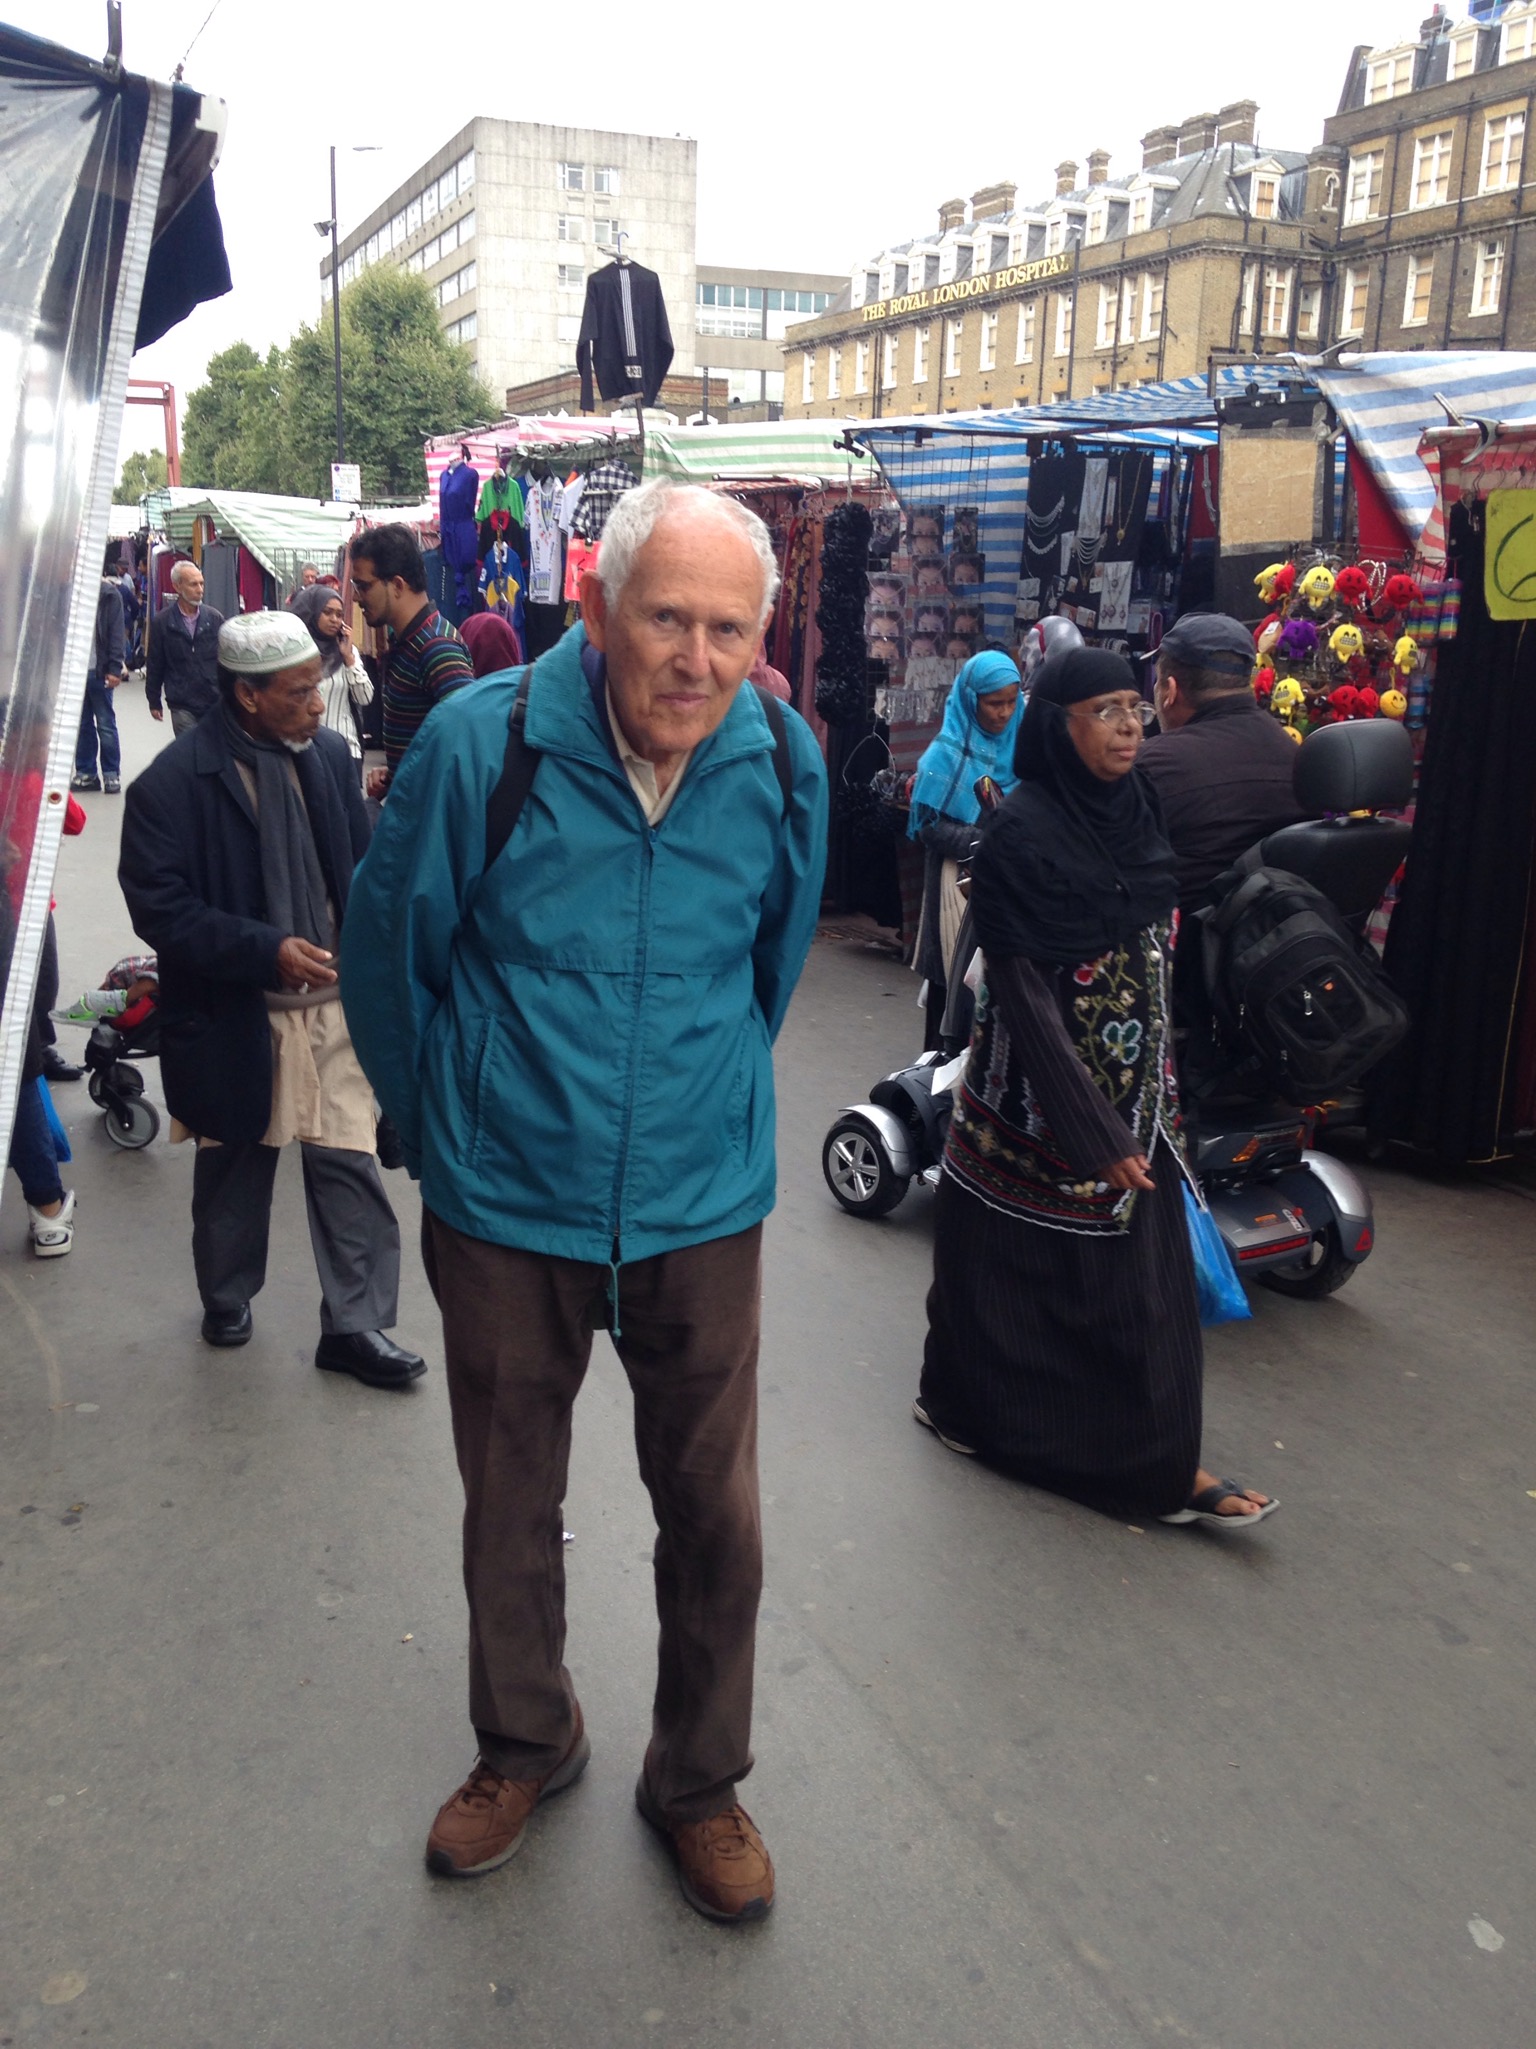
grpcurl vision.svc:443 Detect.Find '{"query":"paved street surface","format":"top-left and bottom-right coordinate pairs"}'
top-left (4, 680), bottom-right (1534, 2048)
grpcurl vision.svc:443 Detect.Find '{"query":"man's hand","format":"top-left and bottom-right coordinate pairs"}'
top-left (1102, 1153), bottom-right (1156, 1192)
top-left (365, 766), bottom-right (388, 800)
top-left (149, 705), bottom-right (164, 722)
top-left (276, 937), bottom-right (337, 991)
top-left (105, 672), bottom-right (125, 690)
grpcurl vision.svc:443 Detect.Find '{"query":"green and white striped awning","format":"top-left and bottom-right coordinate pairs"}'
top-left (641, 420), bottom-right (877, 488)
top-left (144, 487), bottom-right (359, 578)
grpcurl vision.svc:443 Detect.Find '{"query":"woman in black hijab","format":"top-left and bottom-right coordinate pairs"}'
top-left (915, 647), bottom-right (1275, 1529)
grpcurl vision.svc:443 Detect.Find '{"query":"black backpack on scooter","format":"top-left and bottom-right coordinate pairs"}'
top-left (1197, 853), bottom-right (1409, 1100)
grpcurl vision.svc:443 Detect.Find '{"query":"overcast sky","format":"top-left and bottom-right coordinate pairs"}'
top-left (13, 0), bottom-right (1427, 471)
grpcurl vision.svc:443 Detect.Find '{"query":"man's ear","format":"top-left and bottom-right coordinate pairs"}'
top-left (580, 571), bottom-right (609, 652)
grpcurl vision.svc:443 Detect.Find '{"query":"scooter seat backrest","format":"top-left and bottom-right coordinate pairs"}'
top-left (1293, 718), bottom-right (1414, 815)
top-left (1257, 816), bottom-right (1412, 930)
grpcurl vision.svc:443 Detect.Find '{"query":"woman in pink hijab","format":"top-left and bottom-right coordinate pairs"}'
top-left (460, 611), bottom-right (522, 677)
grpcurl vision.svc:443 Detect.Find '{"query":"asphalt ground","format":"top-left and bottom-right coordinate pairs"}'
top-left (3, 676), bottom-right (1533, 2047)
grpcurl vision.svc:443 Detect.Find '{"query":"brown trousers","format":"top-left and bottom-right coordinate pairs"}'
top-left (422, 1210), bottom-right (764, 1824)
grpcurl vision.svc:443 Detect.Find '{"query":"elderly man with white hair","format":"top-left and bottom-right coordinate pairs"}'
top-left (342, 480), bottom-right (827, 1922)
top-left (145, 559), bottom-right (224, 737)
top-left (120, 610), bottom-right (423, 1390)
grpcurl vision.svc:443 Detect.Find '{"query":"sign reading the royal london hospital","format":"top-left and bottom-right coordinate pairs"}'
top-left (859, 251), bottom-right (1073, 324)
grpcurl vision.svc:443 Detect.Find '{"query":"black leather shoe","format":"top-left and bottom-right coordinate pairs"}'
top-left (41, 1049), bottom-right (84, 1083)
top-left (316, 1329), bottom-right (426, 1390)
top-left (202, 1303), bottom-right (253, 1347)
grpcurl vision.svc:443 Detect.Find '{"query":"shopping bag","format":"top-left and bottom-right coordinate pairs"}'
top-left (38, 1077), bottom-right (72, 1165)
top-left (1181, 1183), bottom-right (1250, 1327)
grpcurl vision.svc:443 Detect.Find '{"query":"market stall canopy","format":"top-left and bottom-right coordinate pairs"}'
top-left (424, 418), bottom-right (636, 498)
top-left (0, 19), bottom-right (231, 1190)
top-left (640, 420), bottom-right (878, 487)
top-left (1308, 351), bottom-right (1536, 553)
top-left (145, 488), bottom-right (360, 579)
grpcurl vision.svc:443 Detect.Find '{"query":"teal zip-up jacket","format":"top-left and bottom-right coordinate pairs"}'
top-left (340, 624), bottom-right (828, 1263)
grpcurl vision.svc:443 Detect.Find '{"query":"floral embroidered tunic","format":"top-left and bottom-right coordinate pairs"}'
top-left (943, 915), bottom-right (1184, 1235)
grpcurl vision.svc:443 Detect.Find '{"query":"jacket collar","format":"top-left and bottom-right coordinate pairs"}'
top-left (522, 622), bottom-right (777, 778)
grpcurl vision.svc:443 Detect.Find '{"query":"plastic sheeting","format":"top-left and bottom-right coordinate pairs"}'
top-left (0, 27), bottom-right (224, 1190)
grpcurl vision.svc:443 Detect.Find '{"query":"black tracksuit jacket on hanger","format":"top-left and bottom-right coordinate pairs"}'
top-left (576, 260), bottom-right (674, 410)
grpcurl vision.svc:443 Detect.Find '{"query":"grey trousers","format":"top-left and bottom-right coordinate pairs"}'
top-left (169, 704), bottom-right (201, 738)
top-left (192, 1142), bottom-right (400, 1334)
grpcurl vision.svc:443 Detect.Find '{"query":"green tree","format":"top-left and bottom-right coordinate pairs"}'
top-left (116, 448), bottom-right (167, 500)
top-left (182, 341), bottom-right (288, 492)
top-left (283, 266), bottom-right (494, 501)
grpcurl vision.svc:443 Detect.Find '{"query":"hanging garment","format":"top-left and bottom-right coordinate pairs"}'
top-left (572, 457), bottom-right (638, 542)
top-left (576, 261), bottom-right (674, 410)
top-left (565, 536), bottom-right (598, 604)
top-left (524, 475), bottom-right (564, 607)
top-left (440, 459), bottom-right (481, 611)
top-left (479, 540), bottom-right (524, 638)
top-left (477, 468), bottom-right (524, 532)
top-left (561, 473), bottom-right (586, 532)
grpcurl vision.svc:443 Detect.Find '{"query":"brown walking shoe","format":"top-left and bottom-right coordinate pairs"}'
top-left (635, 1777), bottom-right (775, 1923)
top-left (425, 1706), bottom-right (589, 1877)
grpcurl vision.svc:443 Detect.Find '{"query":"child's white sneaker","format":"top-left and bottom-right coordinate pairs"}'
top-left (28, 1189), bottom-right (76, 1258)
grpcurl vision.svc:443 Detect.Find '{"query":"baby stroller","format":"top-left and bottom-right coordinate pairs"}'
top-left (83, 991), bottom-right (161, 1149)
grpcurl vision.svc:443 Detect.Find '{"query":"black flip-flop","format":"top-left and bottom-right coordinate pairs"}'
top-left (1160, 1478), bottom-right (1279, 1531)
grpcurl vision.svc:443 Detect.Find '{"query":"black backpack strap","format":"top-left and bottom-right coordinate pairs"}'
top-left (483, 669), bottom-right (538, 873)
top-left (750, 683), bottom-right (793, 821)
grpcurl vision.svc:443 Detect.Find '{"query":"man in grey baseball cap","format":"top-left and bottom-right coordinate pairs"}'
top-left (1138, 611), bottom-right (1304, 908)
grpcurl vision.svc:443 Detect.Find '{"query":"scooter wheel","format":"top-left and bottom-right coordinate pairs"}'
top-left (822, 1117), bottom-right (910, 1219)
top-left (1258, 1224), bottom-right (1356, 1299)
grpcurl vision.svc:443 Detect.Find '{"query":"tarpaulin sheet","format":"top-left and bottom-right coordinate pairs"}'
top-left (0, 27), bottom-right (225, 1189)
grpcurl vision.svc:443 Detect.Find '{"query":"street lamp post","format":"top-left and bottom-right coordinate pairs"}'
top-left (314, 145), bottom-right (383, 479)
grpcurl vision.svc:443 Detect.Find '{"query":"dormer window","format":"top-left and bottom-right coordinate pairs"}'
top-left (1365, 46), bottom-right (1415, 103)
top-left (1129, 189), bottom-right (1152, 235)
top-left (1503, 6), bottom-right (1536, 64)
top-left (1448, 25), bottom-right (1478, 79)
top-left (1250, 172), bottom-right (1280, 220)
top-left (1046, 216), bottom-right (1066, 254)
top-left (864, 270), bottom-right (880, 303)
top-left (1084, 199), bottom-right (1108, 245)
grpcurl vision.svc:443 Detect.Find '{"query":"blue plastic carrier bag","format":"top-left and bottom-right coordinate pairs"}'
top-left (1182, 1183), bottom-right (1251, 1327)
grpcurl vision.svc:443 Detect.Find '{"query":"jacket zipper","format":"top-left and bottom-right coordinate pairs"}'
top-left (605, 823), bottom-right (657, 1335)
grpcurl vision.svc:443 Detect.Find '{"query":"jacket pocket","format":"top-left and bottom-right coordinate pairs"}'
top-left (465, 1015), bottom-right (495, 1173)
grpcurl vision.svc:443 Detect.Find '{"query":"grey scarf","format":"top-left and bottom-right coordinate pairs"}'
top-left (222, 710), bottom-right (332, 952)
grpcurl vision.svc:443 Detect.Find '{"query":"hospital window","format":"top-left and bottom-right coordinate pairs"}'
top-left (1448, 25), bottom-right (1478, 78)
top-left (1096, 284), bottom-right (1118, 349)
top-left (1410, 131), bottom-right (1453, 210)
top-left (1250, 173), bottom-right (1280, 220)
top-left (913, 325), bottom-right (931, 382)
top-left (1261, 265), bottom-right (1294, 337)
top-left (1402, 253), bottom-right (1434, 327)
top-left (1365, 48), bottom-right (1414, 103)
top-left (801, 352), bottom-right (814, 404)
top-left (1340, 267), bottom-right (1369, 336)
top-left (1045, 217), bottom-right (1066, 255)
top-left (1015, 301), bottom-right (1036, 363)
top-left (978, 310), bottom-right (998, 370)
top-left (1344, 150), bottom-right (1384, 224)
top-left (1502, 8), bottom-right (1536, 62)
top-left (1239, 265), bottom-right (1257, 334)
top-left (945, 318), bottom-right (963, 375)
top-left (1119, 281), bottom-right (1138, 347)
top-left (854, 340), bottom-right (869, 394)
top-left (1481, 112), bottom-right (1526, 194)
top-left (1471, 238), bottom-right (1505, 315)
top-left (1129, 190), bottom-right (1152, 235)
top-left (827, 347), bottom-right (841, 399)
top-left (1054, 294), bottom-right (1073, 356)
top-left (1296, 282), bottom-right (1322, 339)
top-left (1140, 272), bottom-right (1164, 341)
top-left (881, 333), bottom-right (897, 389)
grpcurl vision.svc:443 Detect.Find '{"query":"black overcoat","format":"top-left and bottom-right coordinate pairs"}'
top-left (119, 717), bottom-right (370, 1144)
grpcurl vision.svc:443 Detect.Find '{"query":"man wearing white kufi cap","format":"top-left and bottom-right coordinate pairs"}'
top-left (119, 610), bottom-right (425, 1389)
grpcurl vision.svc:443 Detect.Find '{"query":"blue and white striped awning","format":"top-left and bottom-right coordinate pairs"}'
top-left (1310, 351), bottom-right (1536, 546)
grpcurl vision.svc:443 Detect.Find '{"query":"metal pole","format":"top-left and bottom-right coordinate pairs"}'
top-left (330, 145), bottom-right (345, 467)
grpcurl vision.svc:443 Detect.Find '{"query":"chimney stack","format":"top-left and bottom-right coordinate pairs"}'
top-left (970, 180), bottom-right (1018, 220)
top-left (1055, 160), bottom-right (1079, 197)
top-left (1141, 124), bottom-right (1179, 170)
top-left (937, 196), bottom-right (967, 232)
top-left (1176, 111), bottom-right (1219, 157)
top-left (1217, 100), bottom-right (1258, 146)
top-left (1086, 148), bottom-right (1112, 187)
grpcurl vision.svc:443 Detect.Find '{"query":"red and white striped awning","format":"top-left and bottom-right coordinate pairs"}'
top-left (424, 417), bottom-right (636, 497)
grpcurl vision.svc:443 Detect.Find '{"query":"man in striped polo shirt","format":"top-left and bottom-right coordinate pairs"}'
top-left (349, 524), bottom-right (475, 799)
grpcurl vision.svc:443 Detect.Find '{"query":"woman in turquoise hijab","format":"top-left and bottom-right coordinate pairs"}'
top-left (908, 648), bottom-right (1022, 1046)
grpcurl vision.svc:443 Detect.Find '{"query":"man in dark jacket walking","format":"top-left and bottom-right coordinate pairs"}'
top-left (145, 561), bottom-right (223, 737)
top-left (71, 547), bottom-right (127, 792)
top-left (119, 610), bottom-right (423, 1389)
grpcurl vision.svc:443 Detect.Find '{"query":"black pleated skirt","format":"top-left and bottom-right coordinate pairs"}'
top-left (919, 1140), bottom-right (1203, 1519)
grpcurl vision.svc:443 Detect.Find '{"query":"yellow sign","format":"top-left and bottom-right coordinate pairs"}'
top-left (858, 250), bottom-right (1073, 324)
top-left (1485, 489), bottom-right (1536, 619)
